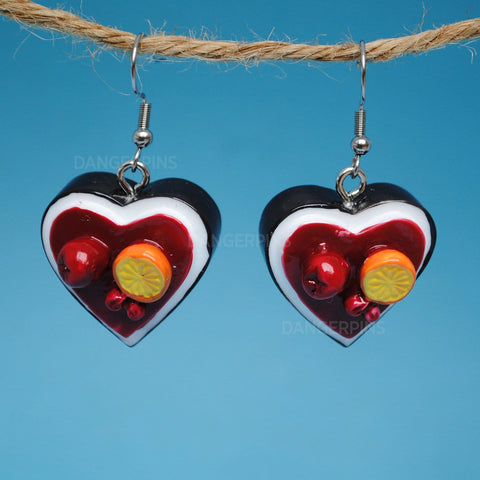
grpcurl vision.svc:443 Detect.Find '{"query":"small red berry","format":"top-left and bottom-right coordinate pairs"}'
top-left (125, 300), bottom-right (146, 321)
top-left (344, 293), bottom-right (370, 317)
top-left (365, 306), bottom-right (381, 323)
top-left (105, 288), bottom-right (127, 311)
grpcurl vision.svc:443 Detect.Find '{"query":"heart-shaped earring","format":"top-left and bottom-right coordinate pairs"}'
top-left (42, 34), bottom-right (221, 346)
top-left (260, 41), bottom-right (436, 346)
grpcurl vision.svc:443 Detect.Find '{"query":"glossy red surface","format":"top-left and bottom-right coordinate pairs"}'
top-left (57, 236), bottom-right (110, 288)
top-left (365, 306), bottom-right (381, 323)
top-left (124, 300), bottom-right (146, 322)
top-left (50, 207), bottom-right (193, 338)
top-left (282, 220), bottom-right (425, 339)
top-left (301, 250), bottom-right (350, 300)
top-left (105, 288), bottom-right (127, 311)
top-left (344, 293), bottom-right (369, 317)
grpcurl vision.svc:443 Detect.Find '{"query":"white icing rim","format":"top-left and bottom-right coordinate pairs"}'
top-left (42, 193), bottom-right (210, 346)
top-left (268, 202), bottom-right (433, 346)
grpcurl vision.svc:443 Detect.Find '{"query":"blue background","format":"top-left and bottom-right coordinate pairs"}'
top-left (1, 1), bottom-right (479, 478)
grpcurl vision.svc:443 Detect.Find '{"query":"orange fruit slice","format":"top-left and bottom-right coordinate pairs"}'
top-left (360, 249), bottom-right (416, 305)
top-left (113, 243), bottom-right (172, 303)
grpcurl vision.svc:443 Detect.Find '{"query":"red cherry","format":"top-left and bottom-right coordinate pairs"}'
top-left (105, 288), bottom-right (127, 311)
top-left (344, 293), bottom-right (370, 317)
top-left (365, 306), bottom-right (381, 323)
top-left (125, 300), bottom-right (146, 321)
top-left (57, 236), bottom-right (110, 288)
top-left (302, 252), bottom-right (350, 300)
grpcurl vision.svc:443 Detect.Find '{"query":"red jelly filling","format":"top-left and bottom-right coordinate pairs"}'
top-left (50, 207), bottom-right (193, 338)
top-left (282, 220), bottom-right (425, 339)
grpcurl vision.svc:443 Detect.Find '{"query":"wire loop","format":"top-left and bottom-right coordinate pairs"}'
top-left (336, 167), bottom-right (367, 204)
top-left (117, 160), bottom-right (150, 196)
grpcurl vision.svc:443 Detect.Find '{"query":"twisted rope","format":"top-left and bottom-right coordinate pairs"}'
top-left (1, 0), bottom-right (480, 62)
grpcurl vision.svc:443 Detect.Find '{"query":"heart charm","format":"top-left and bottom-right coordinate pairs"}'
top-left (260, 183), bottom-right (436, 346)
top-left (42, 172), bottom-right (221, 346)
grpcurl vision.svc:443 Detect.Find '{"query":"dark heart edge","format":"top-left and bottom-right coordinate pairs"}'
top-left (259, 183), bottom-right (437, 346)
top-left (41, 172), bottom-right (221, 346)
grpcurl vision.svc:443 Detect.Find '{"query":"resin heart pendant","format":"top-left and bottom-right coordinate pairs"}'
top-left (42, 172), bottom-right (221, 346)
top-left (260, 183), bottom-right (436, 346)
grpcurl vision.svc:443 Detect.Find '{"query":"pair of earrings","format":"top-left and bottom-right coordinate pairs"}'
top-left (42, 37), bottom-right (436, 347)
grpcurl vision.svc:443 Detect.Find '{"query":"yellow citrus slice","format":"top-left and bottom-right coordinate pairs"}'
top-left (360, 249), bottom-right (416, 305)
top-left (113, 243), bottom-right (172, 303)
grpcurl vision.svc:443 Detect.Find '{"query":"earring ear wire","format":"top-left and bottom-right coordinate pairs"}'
top-left (336, 40), bottom-right (370, 207)
top-left (117, 33), bottom-right (153, 196)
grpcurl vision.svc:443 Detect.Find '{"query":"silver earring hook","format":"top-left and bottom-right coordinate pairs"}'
top-left (359, 40), bottom-right (366, 108)
top-left (117, 32), bottom-right (152, 196)
top-left (131, 33), bottom-right (146, 101)
top-left (336, 39), bottom-right (370, 207)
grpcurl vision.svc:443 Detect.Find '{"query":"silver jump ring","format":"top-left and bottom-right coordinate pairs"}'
top-left (132, 148), bottom-right (142, 172)
top-left (131, 33), bottom-right (146, 101)
top-left (351, 154), bottom-right (361, 177)
top-left (117, 160), bottom-right (150, 196)
top-left (336, 166), bottom-right (367, 204)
